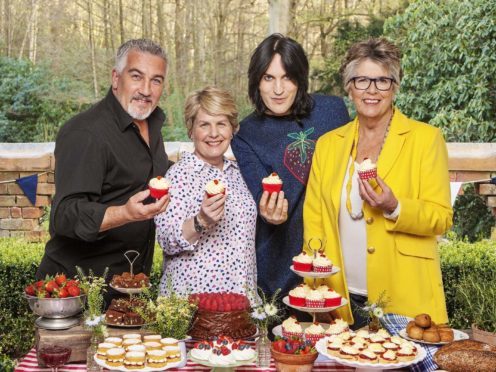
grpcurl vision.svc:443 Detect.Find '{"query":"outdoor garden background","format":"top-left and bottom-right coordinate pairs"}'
top-left (0, 0), bottom-right (495, 370)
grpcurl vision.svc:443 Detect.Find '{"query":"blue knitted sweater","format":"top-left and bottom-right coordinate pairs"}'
top-left (231, 94), bottom-right (350, 297)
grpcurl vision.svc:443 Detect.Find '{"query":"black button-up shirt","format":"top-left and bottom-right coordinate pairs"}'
top-left (37, 88), bottom-right (169, 281)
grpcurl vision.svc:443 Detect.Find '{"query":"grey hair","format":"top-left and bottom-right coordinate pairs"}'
top-left (340, 38), bottom-right (402, 95)
top-left (115, 39), bottom-right (168, 74)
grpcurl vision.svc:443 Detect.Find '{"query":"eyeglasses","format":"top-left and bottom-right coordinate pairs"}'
top-left (348, 76), bottom-right (396, 91)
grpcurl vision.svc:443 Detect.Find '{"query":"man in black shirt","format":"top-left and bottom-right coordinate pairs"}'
top-left (36, 39), bottom-right (171, 298)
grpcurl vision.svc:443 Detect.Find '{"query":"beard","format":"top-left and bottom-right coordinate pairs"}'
top-left (127, 95), bottom-right (154, 120)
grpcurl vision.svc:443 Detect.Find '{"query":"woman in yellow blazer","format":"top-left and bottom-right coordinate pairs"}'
top-left (303, 38), bottom-right (453, 328)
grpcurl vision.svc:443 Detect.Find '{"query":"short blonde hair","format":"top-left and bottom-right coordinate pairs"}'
top-left (184, 86), bottom-right (239, 136)
top-left (340, 38), bottom-right (402, 94)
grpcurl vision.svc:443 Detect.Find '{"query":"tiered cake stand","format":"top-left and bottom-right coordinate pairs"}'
top-left (283, 239), bottom-right (347, 322)
top-left (107, 250), bottom-right (151, 327)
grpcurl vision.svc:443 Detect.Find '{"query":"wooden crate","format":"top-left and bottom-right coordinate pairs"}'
top-left (35, 324), bottom-right (153, 364)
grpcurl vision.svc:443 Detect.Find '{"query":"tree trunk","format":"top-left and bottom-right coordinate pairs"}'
top-left (174, 0), bottom-right (186, 93)
top-left (156, 0), bottom-right (165, 47)
top-left (119, 0), bottom-right (124, 45)
top-left (87, 0), bottom-right (99, 98)
top-left (268, 0), bottom-right (291, 35)
top-left (28, 0), bottom-right (38, 63)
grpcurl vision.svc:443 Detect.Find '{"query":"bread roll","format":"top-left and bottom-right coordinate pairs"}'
top-left (407, 325), bottom-right (424, 340)
top-left (414, 313), bottom-right (431, 328)
top-left (438, 327), bottom-right (454, 342)
top-left (423, 328), bottom-right (441, 343)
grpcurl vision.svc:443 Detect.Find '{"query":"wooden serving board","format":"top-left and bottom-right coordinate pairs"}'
top-left (35, 323), bottom-right (153, 364)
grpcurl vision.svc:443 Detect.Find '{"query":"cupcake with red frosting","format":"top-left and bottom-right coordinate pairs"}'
top-left (262, 172), bottom-right (283, 193)
top-left (205, 179), bottom-right (226, 198)
top-left (357, 158), bottom-right (377, 180)
top-left (148, 176), bottom-right (171, 199)
top-left (312, 254), bottom-right (333, 273)
top-left (292, 252), bottom-right (313, 272)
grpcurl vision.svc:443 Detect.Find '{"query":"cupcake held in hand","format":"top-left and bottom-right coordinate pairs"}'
top-left (262, 172), bottom-right (283, 193)
top-left (204, 179), bottom-right (226, 197)
top-left (148, 176), bottom-right (171, 199)
top-left (357, 158), bottom-right (377, 180)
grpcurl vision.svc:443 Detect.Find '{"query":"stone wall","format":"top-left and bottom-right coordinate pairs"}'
top-left (0, 142), bottom-right (495, 242)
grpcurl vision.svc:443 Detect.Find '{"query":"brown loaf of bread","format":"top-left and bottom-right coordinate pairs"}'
top-left (434, 340), bottom-right (496, 372)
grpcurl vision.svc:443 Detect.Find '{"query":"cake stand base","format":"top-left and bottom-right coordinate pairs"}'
top-left (35, 316), bottom-right (80, 330)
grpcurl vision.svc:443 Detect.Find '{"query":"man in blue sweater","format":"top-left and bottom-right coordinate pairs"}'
top-left (232, 34), bottom-right (350, 301)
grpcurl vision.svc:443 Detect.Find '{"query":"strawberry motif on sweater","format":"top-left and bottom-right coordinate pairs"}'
top-left (283, 127), bottom-right (316, 184)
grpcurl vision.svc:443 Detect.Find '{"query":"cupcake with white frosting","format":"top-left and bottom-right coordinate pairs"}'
top-left (322, 289), bottom-right (342, 307)
top-left (281, 316), bottom-right (304, 338)
top-left (305, 289), bottom-right (325, 308)
top-left (304, 322), bottom-right (326, 345)
top-left (292, 252), bottom-right (313, 272)
top-left (357, 158), bottom-right (377, 180)
top-left (149, 176), bottom-right (171, 199)
top-left (262, 172), bottom-right (283, 193)
top-left (204, 179), bottom-right (226, 197)
top-left (313, 254), bottom-right (332, 272)
top-left (288, 285), bottom-right (307, 307)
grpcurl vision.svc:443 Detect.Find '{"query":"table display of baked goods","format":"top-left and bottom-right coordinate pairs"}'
top-left (93, 333), bottom-right (186, 371)
top-left (399, 313), bottom-right (469, 345)
top-left (271, 336), bottom-right (318, 372)
top-left (433, 339), bottom-right (496, 372)
top-left (188, 335), bottom-right (257, 367)
top-left (188, 292), bottom-right (257, 340)
top-left (110, 272), bottom-right (151, 293)
top-left (315, 326), bottom-right (427, 369)
top-left (105, 297), bottom-right (150, 327)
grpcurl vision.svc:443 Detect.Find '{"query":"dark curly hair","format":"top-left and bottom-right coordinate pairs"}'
top-left (247, 33), bottom-right (313, 119)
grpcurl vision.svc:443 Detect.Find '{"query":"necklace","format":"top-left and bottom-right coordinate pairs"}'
top-left (345, 110), bottom-right (393, 220)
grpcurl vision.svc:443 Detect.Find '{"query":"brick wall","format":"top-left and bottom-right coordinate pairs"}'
top-left (0, 142), bottom-right (494, 242)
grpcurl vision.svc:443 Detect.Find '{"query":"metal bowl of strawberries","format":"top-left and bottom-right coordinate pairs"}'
top-left (24, 274), bottom-right (86, 319)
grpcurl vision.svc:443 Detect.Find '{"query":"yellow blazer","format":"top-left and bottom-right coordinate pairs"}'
top-left (303, 109), bottom-right (453, 324)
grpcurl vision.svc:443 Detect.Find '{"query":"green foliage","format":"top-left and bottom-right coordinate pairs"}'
top-left (452, 184), bottom-right (495, 242)
top-left (384, 0), bottom-right (496, 142)
top-left (0, 239), bottom-right (44, 363)
top-left (0, 57), bottom-right (92, 142)
top-left (315, 17), bottom-right (385, 96)
top-left (439, 238), bottom-right (496, 329)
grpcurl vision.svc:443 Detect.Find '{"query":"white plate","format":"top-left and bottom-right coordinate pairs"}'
top-left (283, 296), bottom-right (348, 313)
top-left (188, 351), bottom-right (257, 368)
top-left (290, 265), bottom-right (340, 278)
top-left (110, 283), bottom-right (151, 294)
top-left (315, 337), bottom-right (427, 369)
top-left (94, 341), bottom-right (187, 371)
top-left (399, 328), bottom-right (469, 345)
top-left (272, 322), bottom-right (331, 338)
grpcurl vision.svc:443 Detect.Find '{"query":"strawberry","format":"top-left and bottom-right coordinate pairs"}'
top-left (35, 280), bottom-right (44, 289)
top-left (25, 284), bottom-right (36, 296)
top-left (283, 127), bottom-right (316, 184)
top-left (45, 280), bottom-right (59, 293)
top-left (58, 287), bottom-right (69, 298)
top-left (272, 339), bottom-right (286, 353)
top-left (66, 279), bottom-right (79, 287)
top-left (54, 273), bottom-right (67, 287)
top-left (67, 286), bottom-right (80, 297)
top-left (220, 346), bottom-right (230, 356)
